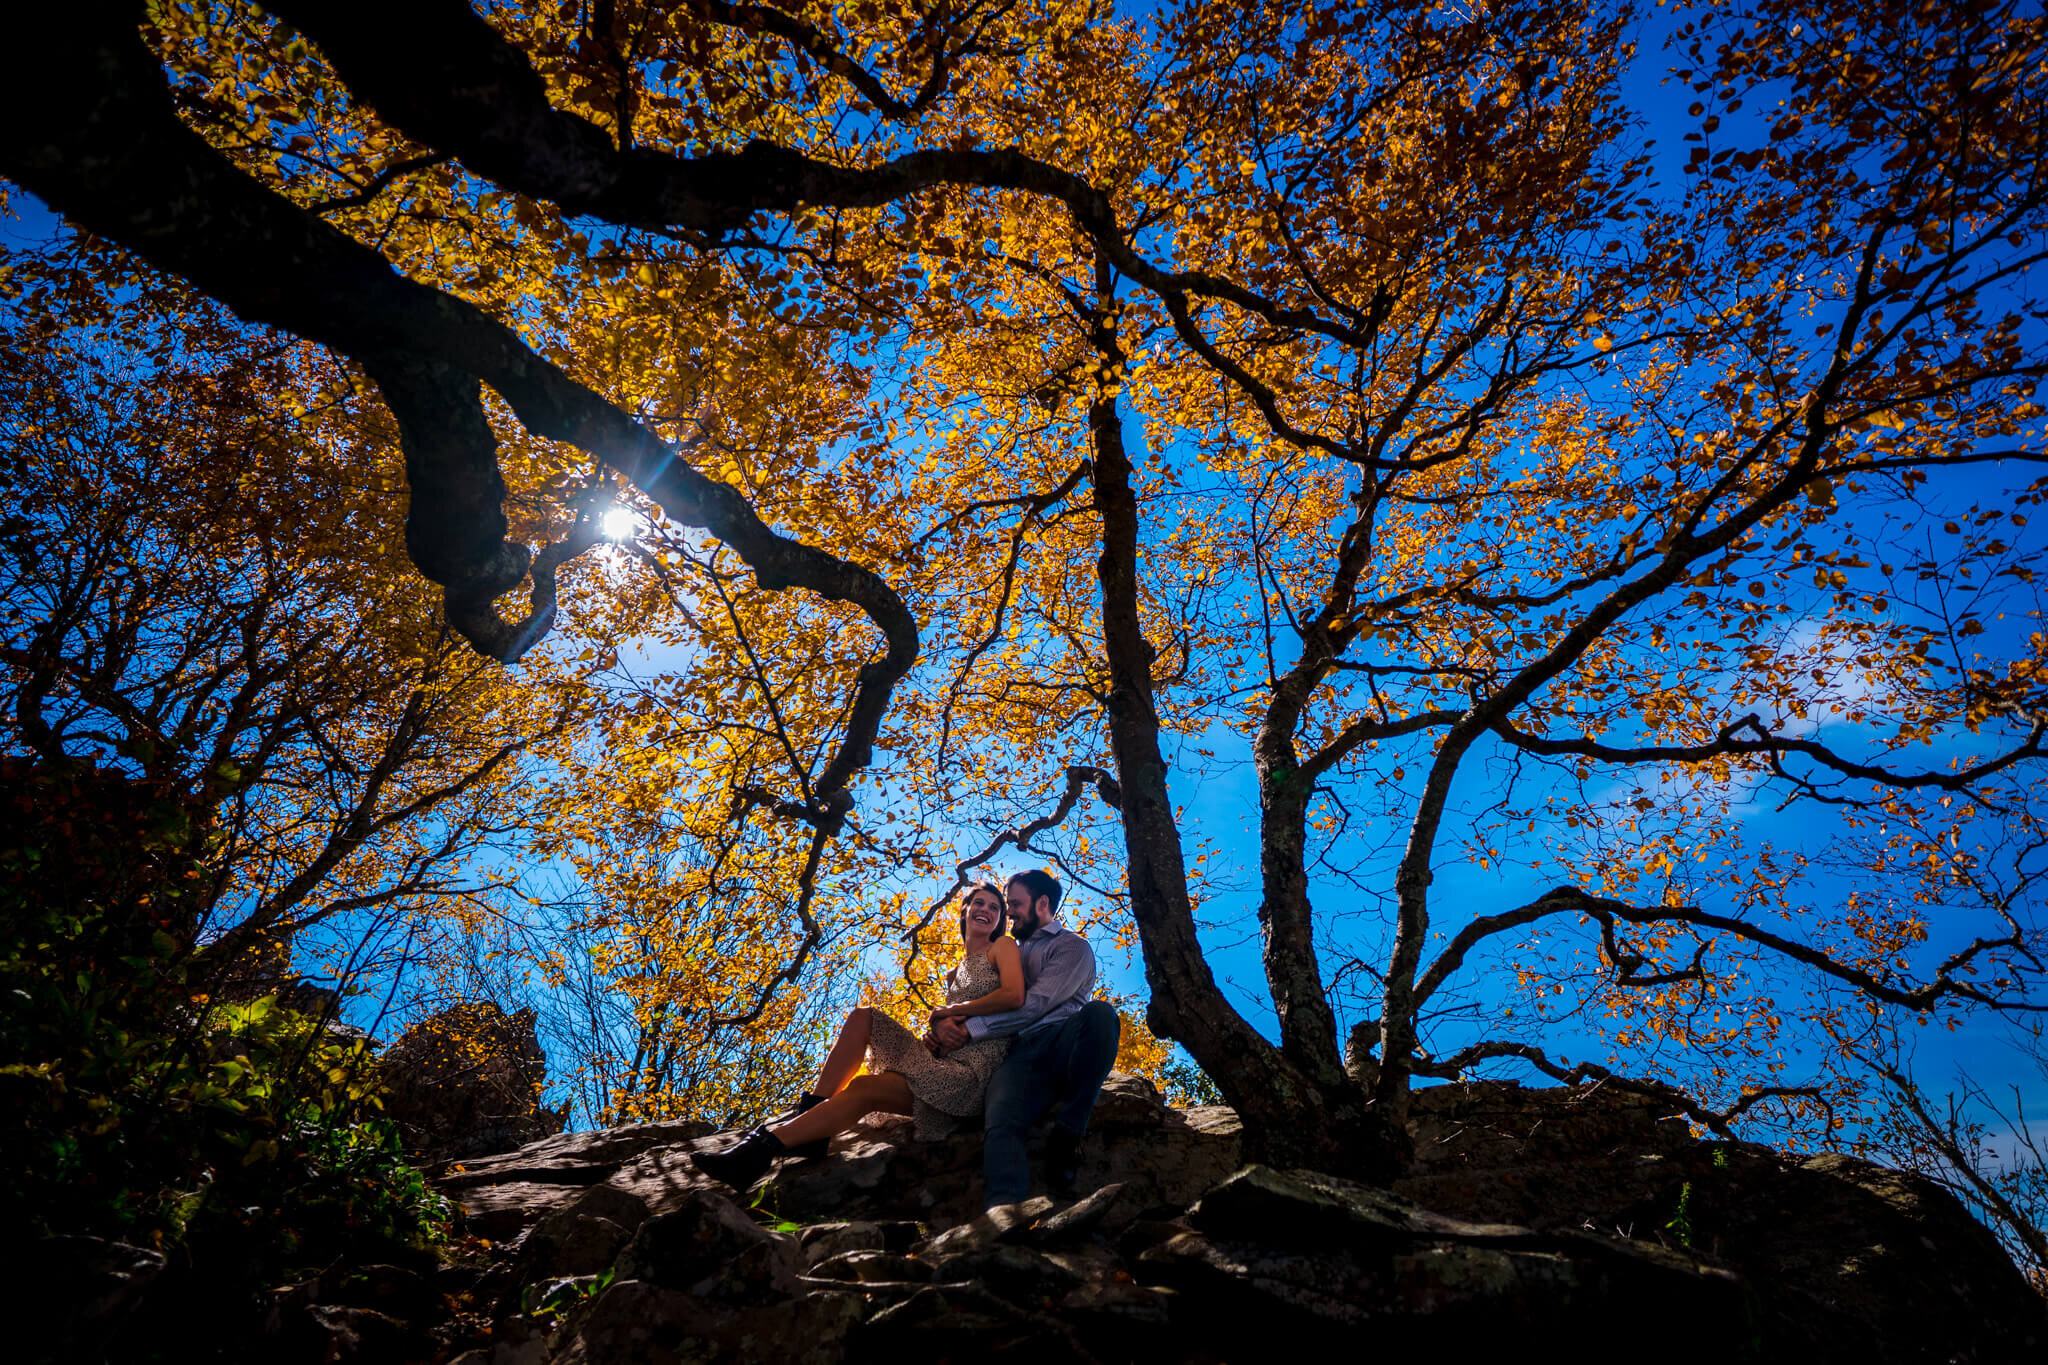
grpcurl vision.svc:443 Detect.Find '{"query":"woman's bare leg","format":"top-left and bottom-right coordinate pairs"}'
top-left (770, 1071), bottom-right (916, 1149)
top-left (812, 1007), bottom-right (874, 1098)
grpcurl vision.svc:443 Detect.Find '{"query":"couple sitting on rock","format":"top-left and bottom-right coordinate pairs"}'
top-left (691, 869), bottom-right (1121, 1209)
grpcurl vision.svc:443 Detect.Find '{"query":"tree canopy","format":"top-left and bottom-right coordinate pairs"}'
top-left (5, 0), bottom-right (2048, 1187)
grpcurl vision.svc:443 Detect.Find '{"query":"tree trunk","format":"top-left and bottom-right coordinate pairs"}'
top-left (1251, 732), bottom-right (1349, 1084)
top-left (1084, 282), bottom-right (1408, 1179)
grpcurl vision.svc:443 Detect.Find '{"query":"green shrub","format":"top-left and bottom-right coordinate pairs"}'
top-left (0, 762), bottom-right (450, 1288)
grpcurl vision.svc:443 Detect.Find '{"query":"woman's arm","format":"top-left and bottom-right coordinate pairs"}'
top-left (931, 938), bottom-right (1026, 1019)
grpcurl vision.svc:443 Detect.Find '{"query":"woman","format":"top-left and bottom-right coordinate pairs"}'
top-left (690, 880), bottom-right (1023, 1189)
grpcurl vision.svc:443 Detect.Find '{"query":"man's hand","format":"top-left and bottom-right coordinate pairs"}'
top-left (934, 1017), bottom-right (971, 1055)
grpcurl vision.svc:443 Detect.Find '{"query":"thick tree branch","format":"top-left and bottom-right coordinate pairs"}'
top-left (267, 0), bottom-right (1390, 354)
top-left (707, 824), bottom-right (832, 1027)
top-left (0, 2), bottom-right (916, 829)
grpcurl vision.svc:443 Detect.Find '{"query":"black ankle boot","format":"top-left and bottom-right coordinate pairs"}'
top-left (688, 1126), bottom-right (783, 1190)
top-left (783, 1092), bottom-right (829, 1160)
top-left (1046, 1126), bottom-right (1082, 1197)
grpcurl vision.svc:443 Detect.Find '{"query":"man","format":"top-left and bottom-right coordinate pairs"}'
top-left (933, 868), bottom-right (1120, 1209)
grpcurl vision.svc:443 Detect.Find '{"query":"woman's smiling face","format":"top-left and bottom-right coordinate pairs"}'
top-left (960, 886), bottom-right (1005, 940)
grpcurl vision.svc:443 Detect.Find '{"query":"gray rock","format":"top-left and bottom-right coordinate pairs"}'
top-left (757, 1133), bottom-right (905, 1220)
top-left (514, 1213), bottom-right (632, 1286)
top-left (1089, 1072), bottom-right (1168, 1128)
top-left (852, 1283), bottom-right (1093, 1364)
top-left (926, 1242), bottom-right (1087, 1304)
top-left (606, 1141), bottom-right (727, 1218)
top-left (428, 1072), bottom-right (2047, 1364)
top-left (459, 1179), bottom-right (586, 1242)
top-left (552, 1281), bottom-right (863, 1365)
top-left (1190, 1165), bottom-right (1531, 1250)
top-left (559, 1182), bottom-right (651, 1232)
top-left (745, 1074), bottom-right (1243, 1226)
top-left (1114, 1217), bottom-right (1190, 1261)
top-left (376, 1001), bottom-right (566, 1163)
top-left (446, 1072), bottom-right (1238, 1240)
top-left (613, 1187), bottom-right (802, 1305)
top-left (1028, 1182), bottom-right (1144, 1245)
top-left (1389, 1089), bottom-right (2048, 1363)
top-left (444, 1120), bottom-right (716, 1189)
top-left (807, 1250), bottom-right (933, 1285)
top-left (913, 1196), bottom-right (1059, 1259)
top-left (798, 1220), bottom-right (886, 1267)
top-left (1145, 1165), bottom-right (1756, 1360)
top-left (1622, 1144), bottom-right (2048, 1363)
top-left (319, 1262), bottom-right (442, 1322)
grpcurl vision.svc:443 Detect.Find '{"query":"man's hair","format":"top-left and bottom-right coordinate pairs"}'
top-left (1007, 868), bottom-right (1063, 916)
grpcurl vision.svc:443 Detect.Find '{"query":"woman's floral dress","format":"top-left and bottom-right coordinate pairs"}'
top-left (865, 952), bottom-right (1011, 1140)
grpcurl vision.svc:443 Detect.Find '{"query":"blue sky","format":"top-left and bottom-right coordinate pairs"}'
top-left (1067, 0), bottom-right (2048, 1150)
top-left (7, 0), bottom-right (2043, 1156)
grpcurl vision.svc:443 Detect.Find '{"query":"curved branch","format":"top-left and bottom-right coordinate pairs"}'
top-left (267, 0), bottom-right (1389, 353)
top-left (1493, 713), bottom-right (2048, 795)
top-left (1413, 1040), bottom-right (1826, 1138)
top-left (899, 762), bottom-right (1119, 999)
top-left (706, 824), bottom-right (831, 1027)
top-left (1413, 885), bottom-right (2048, 1020)
top-left (694, 0), bottom-right (1013, 122)
top-left (1300, 707), bottom-right (1462, 779)
top-left (0, 3), bottom-right (917, 828)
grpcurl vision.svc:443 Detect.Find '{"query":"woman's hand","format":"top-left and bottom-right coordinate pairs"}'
top-left (933, 1018), bottom-right (971, 1054)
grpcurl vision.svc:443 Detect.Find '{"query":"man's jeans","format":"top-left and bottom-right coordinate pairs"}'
top-left (983, 999), bottom-right (1122, 1208)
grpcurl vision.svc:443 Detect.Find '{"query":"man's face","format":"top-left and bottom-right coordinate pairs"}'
top-left (1006, 881), bottom-right (1043, 939)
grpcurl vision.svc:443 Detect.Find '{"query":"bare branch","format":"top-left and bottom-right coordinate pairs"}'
top-left (1412, 885), bottom-right (2048, 1019)
top-left (1871, 1058), bottom-right (2048, 1268)
top-left (307, 151), bottom-right (449, 213)
top-left (899, 762), bottom-right (1119, 999)
top-left (1492, 714), bottom-right (2048, 796)
top-left (1414, 1040), bottom-right (1826, 1138)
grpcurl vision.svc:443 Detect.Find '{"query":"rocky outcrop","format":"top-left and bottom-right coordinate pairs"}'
top-left (45, 1072), bottom-right (2031, 1362)
top-left (1147, 1165), bottom-right (1754, 1360)
top-left (1394, 1081), bottom-right (2044, 1357)
top-left (412, 1074), bottom-right (2042, 1364)
top-left (376, 1001), bottom-right (569, 1164)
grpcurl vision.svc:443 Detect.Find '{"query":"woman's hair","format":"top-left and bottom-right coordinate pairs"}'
top-left (957, 880), bottom-right (1009, 940)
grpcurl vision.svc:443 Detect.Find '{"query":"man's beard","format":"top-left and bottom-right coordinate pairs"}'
top-left (1013, 913), bottom-right (1039, 942)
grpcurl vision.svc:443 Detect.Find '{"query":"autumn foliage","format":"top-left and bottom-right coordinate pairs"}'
top-left (2, 0), bottom-right (2046, 1232)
